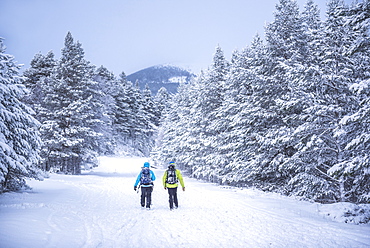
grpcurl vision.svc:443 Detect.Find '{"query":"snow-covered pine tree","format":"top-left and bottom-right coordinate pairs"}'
top-left (205, 49), bottom-right (243, 184)
top-left (247, 0), bottom-right (305, 191)
top-left (0, 38), bottom-right (43, 192)
top-left (139, 84), bottom-right (159, 155)
top-left (345, 0), bottom-right (370, 83)
top-left (196, 47), bottom-right (229, 181)
top-left (213, 35), bottom-right (270, 186)
top-left (111, 74), bottom-right (149, 155)
top-left (92, 66), bottom-right (116, 155)
top-left (174, 47), bottom-right (230, 181)
top-left (286, 0), bottom-right (358, 202)
top-left (182, 72), bottom-right (213, 179)
top-left (111, 72), bottom-right (133, 144)
top-left (142, 84), bottom-right (159, 128)
top-left (151, 87), bottom-right (171, 156)
top-left (328, 0), bottom-right (370, 203)
top-left (40, 32), bottom-right (102, 174)
top-left (23, 51), bottom-right (57, 172)
top-left (23, 51), bottom-right (56, 122)
top-left (154, 79), bottom-right (194, 170)
top-left (154, 86), bottom-right (170, 117)
top-left (128, 81), bottom-right (156, 156)
top-left (281, 0), bottom-right (329, 200)
top-left (207, 48), bottom-right (249, 185)
top-left (308, 0), bottom-right (357, 202)
top-left (151, 87), bottom-right (171, 159)
top-left (80, 65), bottom-right (107, 164)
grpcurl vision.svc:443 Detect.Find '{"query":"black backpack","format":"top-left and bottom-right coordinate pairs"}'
top-left (140, 168), bottom-right (152, 185)
top-left (166, 166), bottom-right (178, 184)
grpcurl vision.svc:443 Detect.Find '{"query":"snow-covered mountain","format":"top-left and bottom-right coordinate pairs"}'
top-left (127, 64), bottom-right (195, 94)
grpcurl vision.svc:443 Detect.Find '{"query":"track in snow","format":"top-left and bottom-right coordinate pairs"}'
top-left (0, 156), bottom-right (369, 248)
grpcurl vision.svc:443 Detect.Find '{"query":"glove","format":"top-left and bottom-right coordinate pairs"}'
top-left (134, 186), bottom-right (137, 191)
top-left (164, 187), bottom-right (167, 190)
top-left (182, 187), bottom-right (185, 191)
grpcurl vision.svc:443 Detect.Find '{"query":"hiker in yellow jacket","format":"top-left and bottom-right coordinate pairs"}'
top-left (162, 161), bottom-right (185, 210)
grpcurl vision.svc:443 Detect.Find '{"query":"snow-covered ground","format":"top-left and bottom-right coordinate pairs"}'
top-left (0, 156), bottom-right (369, 248)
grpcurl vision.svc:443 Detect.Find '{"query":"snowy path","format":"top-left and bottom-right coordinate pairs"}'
top-left (1, 157), bottom-right (369, 248)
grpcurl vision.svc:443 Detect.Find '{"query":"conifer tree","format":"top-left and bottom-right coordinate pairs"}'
top-left (152, 87), bottom-right (171, 158)
top-left (281, 0), bottom-right (328, 199)
top-left (111, 72), bottom-right (134, 142)
top-left (156, 81), bottom-right (194, 169)
top-left (328, 0), bottom-right (370, 203)
top-left (130, 82), bottom-right (150, 155)
top-left (23, 51), bottom-right (56, 122)
top-left (92, 66), bottom-right (116, 155)
top-left (154, 87), bottom-right (170, 117)
top-left (41, 32), bottom-right (101, 174)
top-left (284, 0), bottom-right (357, 202)
top-left (0, 38), bottom-right (42, 191)
top-left (138, 84), bottom-right (158, 155)
top-left (142, 84), bottom-right (159, 128)
top-left (248, 0), bottom-right (305, 189)
top-left (111, 74), bottom-right (149, 155)
top-left (214, 35), bottom-right (270, 186)
top-left (184, 47), bottom-right (229, 181)
top-left (184, 71), bottom-right (213, 179)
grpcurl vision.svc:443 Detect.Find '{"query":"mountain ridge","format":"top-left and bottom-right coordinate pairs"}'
top-left (127, 64), bottom-right (195, 94)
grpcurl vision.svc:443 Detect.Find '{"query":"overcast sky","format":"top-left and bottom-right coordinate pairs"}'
top-left (0, 0), bottom-right (354, 75)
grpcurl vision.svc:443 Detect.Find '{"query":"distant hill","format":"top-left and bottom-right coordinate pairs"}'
top-left (127, 65), bottom-right (195, 94)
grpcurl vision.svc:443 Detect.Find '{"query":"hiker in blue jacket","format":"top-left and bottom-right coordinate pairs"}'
top-left (134, 162), bottom-right (156, 209)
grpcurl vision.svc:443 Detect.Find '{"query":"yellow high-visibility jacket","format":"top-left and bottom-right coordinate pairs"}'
top-left (162, 169), bottom-right (185, 188)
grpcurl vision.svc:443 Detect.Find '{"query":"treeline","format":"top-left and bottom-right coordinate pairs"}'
top-left (0, 32), bottom-right (169, 192)
top-left (154, 0), bottom-right (370, 204)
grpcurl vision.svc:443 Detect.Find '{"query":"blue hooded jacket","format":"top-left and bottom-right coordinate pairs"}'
top-left (134, 162), bottom-right (156, 187)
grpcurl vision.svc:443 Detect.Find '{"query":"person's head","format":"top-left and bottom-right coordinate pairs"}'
top-left (143, 162), bottom-right (150, 168)
top-left (168, 161), bottom-right (175, 169)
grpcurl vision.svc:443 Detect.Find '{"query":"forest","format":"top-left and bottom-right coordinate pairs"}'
top-left (0, 0), bottom-right (369, 204)
top-left (154, 0), bottom-right (370, 204)
top-left (0, 31), bottom-right (169, 191)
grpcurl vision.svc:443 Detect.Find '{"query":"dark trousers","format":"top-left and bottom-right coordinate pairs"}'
top-left (167, 187), bottom-right (178, 209)
top-left (141, 187), bottom-right (153, 208)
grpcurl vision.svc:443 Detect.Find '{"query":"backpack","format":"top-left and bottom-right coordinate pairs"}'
top-left (140, 168), bottom-right (152, 185)
top-left (166, 167), bottom-right (178, 184)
